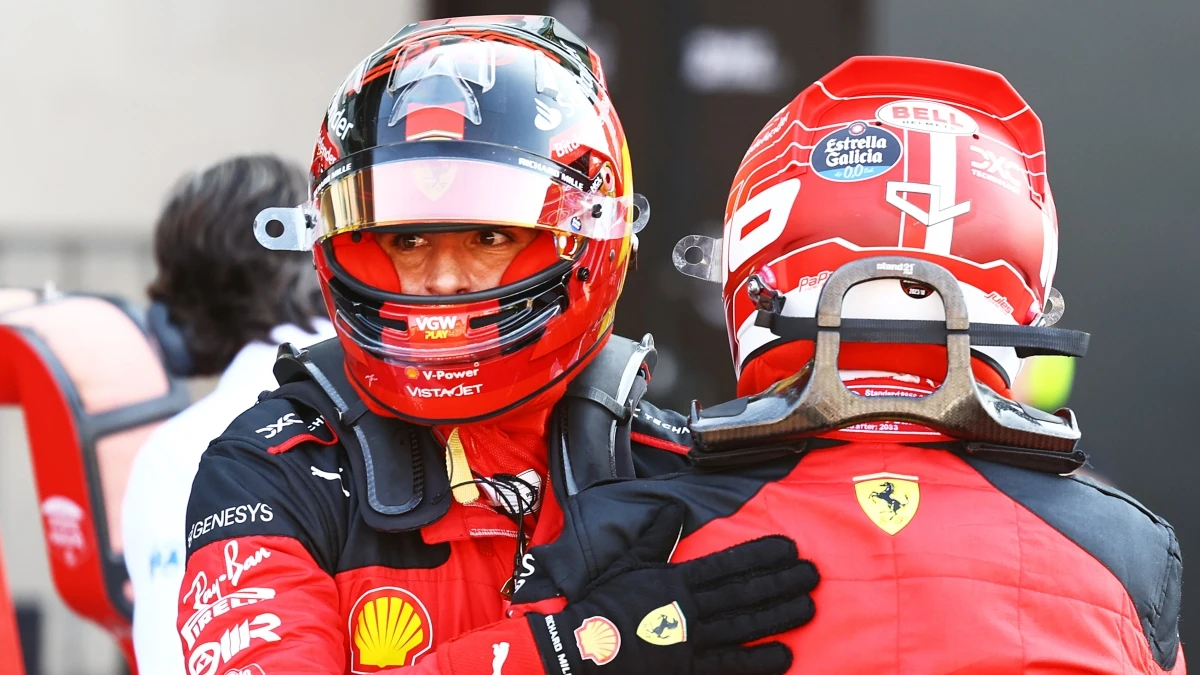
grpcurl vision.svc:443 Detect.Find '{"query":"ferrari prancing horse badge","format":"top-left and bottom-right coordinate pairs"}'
top-left (853, 472), bottom-right (920, 535)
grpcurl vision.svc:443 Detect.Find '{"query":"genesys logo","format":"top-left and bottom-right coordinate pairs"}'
top-left (404, 382), bottom-right (483, 399)
top-left (876, 100), bottom-right (979, 136)
top-left (188, 503), bottom-right (274, 548)
top-left (410, 315), bottom-right (467, 340)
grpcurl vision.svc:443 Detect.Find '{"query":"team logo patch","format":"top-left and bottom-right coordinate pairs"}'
top-left (412, 162), bottom-right (458, 199)
top-left (636, 601), bottom-right (687, 646)
top-left (812, 121), bottom-right (902, 182)
top-left (574, 616), bottom-right (621, 665)
top-left (854, 473), bottom-right (921, 535)
top-left (349, 587), bottom-right (434, 672)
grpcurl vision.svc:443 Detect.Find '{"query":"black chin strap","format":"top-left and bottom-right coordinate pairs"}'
top-left (756, 313), bottom-right (1090, 358)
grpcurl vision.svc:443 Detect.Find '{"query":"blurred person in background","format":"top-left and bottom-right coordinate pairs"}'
top-left (177, 16), bottom-right (816, 675)
top-left (513, 56), bottom-right (1184, 673)
top-left (121, 154), bottom-right (335, 675)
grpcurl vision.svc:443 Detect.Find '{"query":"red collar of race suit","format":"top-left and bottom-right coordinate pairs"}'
top-left (420, 390), bottom-right (558, 544)
top-left (419, 477), bottom-right (566, 546)
top-left (737, 342), bottom-right (1015, 398)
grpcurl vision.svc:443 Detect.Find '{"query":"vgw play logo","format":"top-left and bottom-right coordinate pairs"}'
top-left (812, 121), bottom-right (903, 182)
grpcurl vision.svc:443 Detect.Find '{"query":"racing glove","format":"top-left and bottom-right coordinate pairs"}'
top-left (434, 502), bottom-right (817, 675)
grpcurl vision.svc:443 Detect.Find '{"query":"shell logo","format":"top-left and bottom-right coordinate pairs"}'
top-left (349, 587), bottom-right (434, 673)
top-left (404, 366), bottom-right (420, 379)
top-left (574, 616), bottom-right (621, 665)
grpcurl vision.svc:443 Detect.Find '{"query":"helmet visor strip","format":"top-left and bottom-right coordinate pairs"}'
top-left (315, 143), bottom-right (635, 242)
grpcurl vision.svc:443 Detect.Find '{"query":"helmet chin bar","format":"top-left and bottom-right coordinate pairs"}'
top-left (689, 256), bottom-right (1084, 469)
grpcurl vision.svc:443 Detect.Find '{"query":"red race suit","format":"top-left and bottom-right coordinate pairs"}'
top-left (176, 387), bottom-right (690, 675)
top-left (514, 373), bottom-right (1186, 674)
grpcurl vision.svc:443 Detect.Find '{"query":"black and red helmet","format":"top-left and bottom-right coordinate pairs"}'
top-left (257, 16), bottom-right (644, 424)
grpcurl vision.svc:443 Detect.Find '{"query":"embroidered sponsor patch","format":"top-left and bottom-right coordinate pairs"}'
top-left (636, 601), bottom-right (687, 646)
top-left (254, 405), bottom-right (338, 454)
top-left (349, 587), bottom-right (434, 672)
top-left (853, 472), bottom-right (921, 535)
top-left (575, 616), bottom-right (621, 665)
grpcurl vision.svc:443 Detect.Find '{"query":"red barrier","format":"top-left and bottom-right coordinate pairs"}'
top-left (0, 292), bottom-right (189, 673)
top-left (0, 533), bottom-right (27, 675)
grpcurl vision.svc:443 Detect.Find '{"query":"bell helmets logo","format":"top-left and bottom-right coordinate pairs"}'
top-left (410, 314), bottom-right (466, 340)
top-left (876, 100), bottom-right (979, 136)
top-left (574, 616), bottom-right (621, 665)
top-left (349, 587), bottom-right (434, 672)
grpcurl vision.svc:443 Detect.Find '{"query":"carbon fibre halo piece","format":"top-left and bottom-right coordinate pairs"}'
top-left (690, 256), bottom-right (1082, 454)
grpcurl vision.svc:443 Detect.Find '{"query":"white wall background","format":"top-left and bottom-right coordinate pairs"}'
top-left (0, 2), bottom-right (427, 673)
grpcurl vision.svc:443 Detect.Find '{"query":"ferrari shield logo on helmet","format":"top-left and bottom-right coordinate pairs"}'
top-left (412, 163), bottom-right (458, 200)
top-left (636, 601), bottom-right (687, 646)
top-left (853, 473), bottom-right (920, 535)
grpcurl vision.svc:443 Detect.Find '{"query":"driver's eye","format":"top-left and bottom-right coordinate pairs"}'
top-left (478, 230), bottom-right (512, 246)
top-left (399, 234), bottom-right (423, 250)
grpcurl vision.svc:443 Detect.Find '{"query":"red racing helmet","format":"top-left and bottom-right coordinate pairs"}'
top-left (677, 56), bottom-right (1059, 396)
top-left (257, 16), bottom-right (644, 424)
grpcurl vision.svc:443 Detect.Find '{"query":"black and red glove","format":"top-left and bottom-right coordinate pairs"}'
top-left (438, 504), bottom-right (818, 675)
